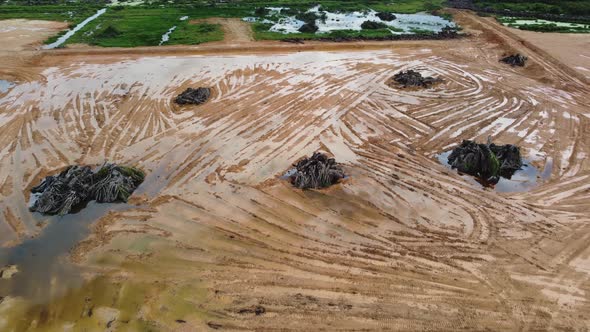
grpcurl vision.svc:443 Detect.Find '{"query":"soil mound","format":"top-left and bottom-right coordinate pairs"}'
top-left (175, 87), bottom-right (211, 105)
top-left (289, 152), bottom-right (345, 189)
top-left (500, 54), bottom-right (527, 67)
top-left (447, 139), bottom-right (522, 184)
top-left (30, 164), bottom-right (145, 215)
top-left (391, 70), bottom-right (442, 88)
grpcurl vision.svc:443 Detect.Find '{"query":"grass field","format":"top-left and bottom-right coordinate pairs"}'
top-left (474, 0), bottom-right (590, 17)
top-left (63, 7), bottom-right (226, 47)
top-left (0, 4), bottom-right (102, 23)
top-left (498, 17), bottom-right (590, 33)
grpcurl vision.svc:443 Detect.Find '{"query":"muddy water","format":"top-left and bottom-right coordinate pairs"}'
top-left (437, 150), bottom-right (551, 192)
top-left (0, 203), bottom-right (130, 302)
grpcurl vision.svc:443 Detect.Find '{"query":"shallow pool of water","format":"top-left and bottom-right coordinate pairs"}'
top-left (249, 6), bottom-right (455, 35)
top-left (437, 151), bottom-right (551, 193)
top-left (0, 80), bottom-right (15, 93)
top-left (159, 26), bottom-right (176, 45)
top-left (0, 202), bottom-right (131, 302)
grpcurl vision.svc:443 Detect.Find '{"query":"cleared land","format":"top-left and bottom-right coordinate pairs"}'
top-left (0, 10), bottom-right (589, 332)
top-left (509, 28), bottom-right (590, 80)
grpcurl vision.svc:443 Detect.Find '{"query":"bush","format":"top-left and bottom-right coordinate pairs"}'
top-left (298, 21), bottom-right (318, 33)
top-left (96, 25), bottom-right (121, 38)
top-left (254, 7), bottom-right (268, 16)
top-left (361, 20), bottom-right (388, 29)
top-left (376, 12), bottom-right (396, 21)
top-left (296, 11), bottom-right (318, 24)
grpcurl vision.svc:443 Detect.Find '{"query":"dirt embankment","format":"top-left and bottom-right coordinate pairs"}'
top-left (0, 12), bottom-right (589, 331)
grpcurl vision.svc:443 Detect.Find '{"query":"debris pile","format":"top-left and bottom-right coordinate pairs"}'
top-left (376, 12), bottom-right (396, 21)
top-left (30, 163), bottom-right (145, 215)
top-left (391, 70), bottom-right (442, 88)
top-left (175, 87), bottom-right (211, 105)
top-left (288, 152), bottom-right (346, 189)
top-left (489, 143), bottom-right (523, 178)
top-left (447, 139), bottom-right (522, 184)
top-left (500, 54), bottom-right (527, 67)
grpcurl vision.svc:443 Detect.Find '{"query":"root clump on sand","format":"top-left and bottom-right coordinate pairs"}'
top-left (289, 152), bottom-right (346, 189)
top-left (448, 139), bottom-right (523, 184)
top-left (391, 70), bottom-right (442, 88)
top-left (500, 54), bottom-right (527, 67)
top-left (30, 163), bottom-right (145, 215)
top-left (175, 87), bottom-right (211, 105)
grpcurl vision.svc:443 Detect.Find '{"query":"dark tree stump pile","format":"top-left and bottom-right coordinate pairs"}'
top-left (289, 152), bottom-right (346, 189)
top-left (175, 87), bottom-right (211, 105)
top-left (500, 54), bottom-right (527, 67)
top-left (391, 70), bottom-right (442, 88)
top-left (447, 139), bottom-right (523, 184)
top-left (30, 163), bottom-right (145, 215)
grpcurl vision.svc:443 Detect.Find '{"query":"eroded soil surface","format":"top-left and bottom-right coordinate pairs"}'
top-left (0, 12), bottom-right (589, 331)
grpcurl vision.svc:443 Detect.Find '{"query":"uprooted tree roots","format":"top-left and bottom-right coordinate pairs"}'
top-left (288, 152), bottom-right (346, 189)
top-left (175, 87), bottom-right (211, 105)
top-left (390, 70), bottom-right (442, 88)
top-left (500, 54), bottom-right (527, 67)
top-left (30, 164), bottom-right (145, 215)
top-left (447, 139), bottom-right (523, 184)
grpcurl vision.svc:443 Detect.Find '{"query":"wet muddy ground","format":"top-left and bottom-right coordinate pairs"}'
top-left (0, 11), bottom-right (589, 331)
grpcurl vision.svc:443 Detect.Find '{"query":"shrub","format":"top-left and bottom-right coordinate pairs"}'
top-left (361, 20), bottom-right (388, 29)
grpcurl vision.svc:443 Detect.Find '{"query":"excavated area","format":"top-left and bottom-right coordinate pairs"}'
top-left (0, 12), bottom-right (589, 331)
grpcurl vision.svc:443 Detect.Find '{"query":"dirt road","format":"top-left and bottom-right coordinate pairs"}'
top-left (0, 12), bottom-right (589, 331)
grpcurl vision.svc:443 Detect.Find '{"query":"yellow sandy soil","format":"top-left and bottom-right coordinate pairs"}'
top-left (0, 12), bottom-right (589, 331)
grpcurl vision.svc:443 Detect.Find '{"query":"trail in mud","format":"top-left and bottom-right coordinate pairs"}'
top-left (0, 12), bottom-right (589, 331)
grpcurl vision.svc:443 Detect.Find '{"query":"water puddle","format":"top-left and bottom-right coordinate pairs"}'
top-left (43, 8), bottom-right (107, 49)
top-left (246, 5), bottom-right (455, 34)
top-left (437, 151), bottom-right (551, 193)
top-left (159, 26), bottom-right (176, 45)
top-left (0, 79), bottom-right (15, 94)
top-left (0, 202), bottom-right (131, 302)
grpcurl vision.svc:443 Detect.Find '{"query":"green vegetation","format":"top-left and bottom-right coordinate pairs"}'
top-left (167, 23), bottom-right (223, 45)
top-left (0, 0), bottom-right (452, 47)
top-left (65, 7), bottom-right (224, 47)
top-left (475, 0), bottom-right (590, 17)
top-left (361, 20), bottom-right (389, 29)
top-left (0, 4), bottom-right (101, 23)
top-left (499, 17), bottom-right (590, 33)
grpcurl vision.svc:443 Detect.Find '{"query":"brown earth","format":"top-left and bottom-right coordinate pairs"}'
top-left (0, 19), bottom-right (68, 52)
top-left (508, 28), bottom-right (590, 81)
top-left (0, 12), bottom-right (590, 331)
